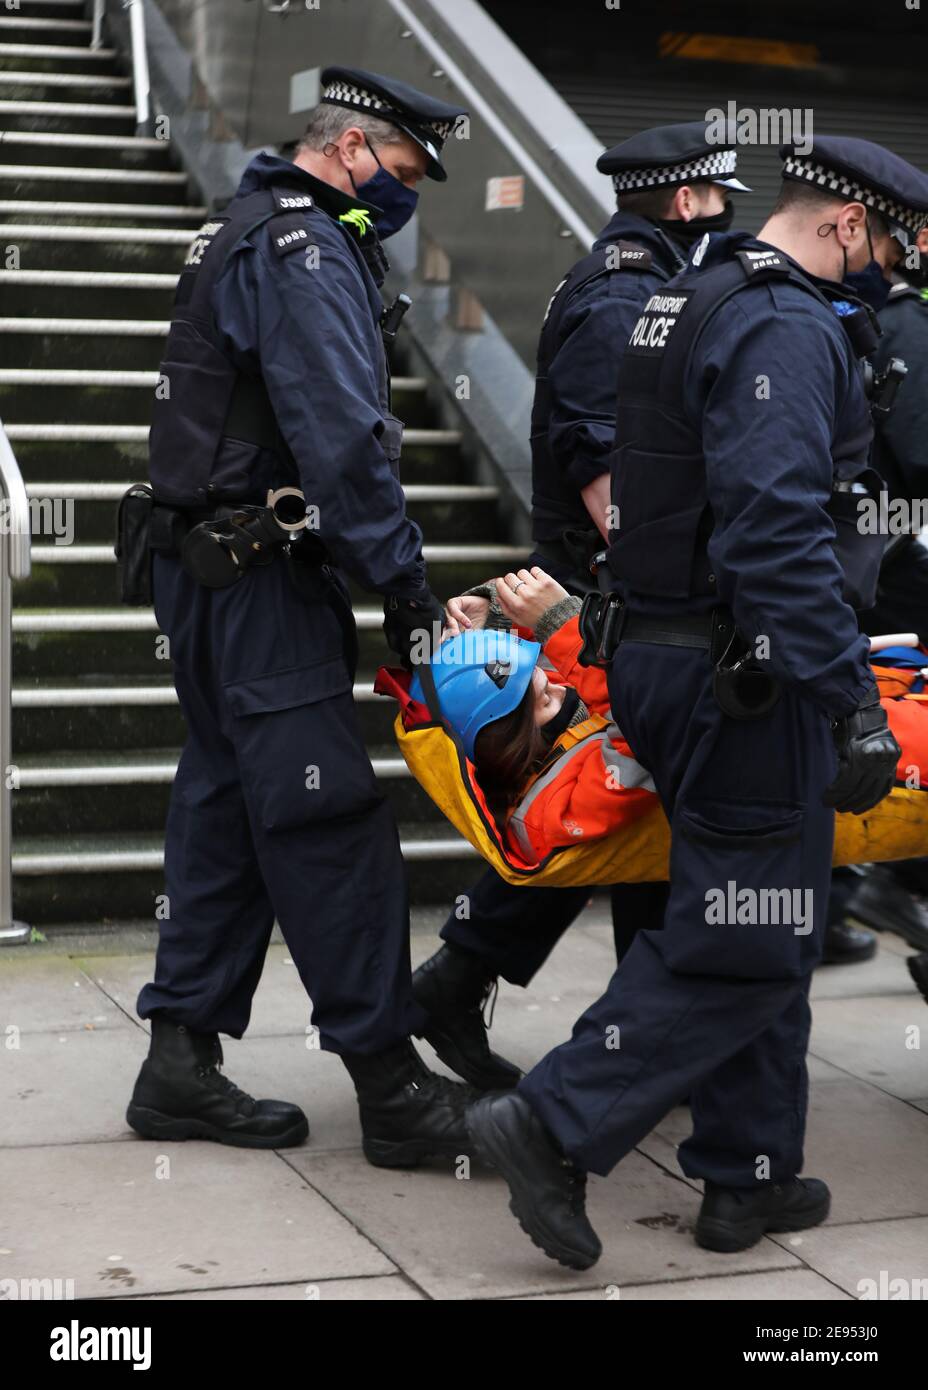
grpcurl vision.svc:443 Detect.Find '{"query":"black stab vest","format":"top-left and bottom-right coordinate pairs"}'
top-left (530, 242), bottom-right (669, 542)
top-left (606, 248), bottom-right (885, 612)
top-left (148, 190), bottom-right (295, 507)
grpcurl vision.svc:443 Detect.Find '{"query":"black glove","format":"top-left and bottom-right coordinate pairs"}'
top-left (822, 689), bottom-right (901, 815)
top-left (383, 590), bottom-right (445, 670)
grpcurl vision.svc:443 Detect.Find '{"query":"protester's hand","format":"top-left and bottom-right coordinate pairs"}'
top-left (496, 567), bottom-right (570, 632)
top-left (822, 688), bottom-right (901, 815)
top-left (445, 593), bottom-right (488, 631)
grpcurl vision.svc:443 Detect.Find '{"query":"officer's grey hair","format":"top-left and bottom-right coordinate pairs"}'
top-left (298, 104), bottom-right (406, 155)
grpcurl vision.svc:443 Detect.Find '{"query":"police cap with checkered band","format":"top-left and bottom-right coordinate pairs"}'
top-left (319, 66), bottom-right (467, 182)
top-left (596, 120), bottom-right (751, 195)
top-left (779, 135), bottom-right (928, 247)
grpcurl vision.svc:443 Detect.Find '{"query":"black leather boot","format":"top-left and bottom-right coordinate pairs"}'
top-left (341, 1039), bottom-right (477, 1169)
top-left (695, 1177), bottom-right (831, 1252)
top-left (845, 867), bottom-right (928, 952)
top-left (412, 943), bottom-right (522, 1091)
top-left (467, 1091), bottom-right (602, 1270)
top-left (822, 920), bottom-right (877, 964)
top-left (127, 1016), bottom-right (309, 1149)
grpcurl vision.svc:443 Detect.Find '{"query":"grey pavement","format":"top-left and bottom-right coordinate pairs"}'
top-left (1, 902), bottom-right (926, 1302)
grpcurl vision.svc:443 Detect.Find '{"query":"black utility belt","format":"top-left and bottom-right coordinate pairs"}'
top-left (115, 483), bottom-right (325, 605)
top-left (578, 594), bottom-right (782, 722)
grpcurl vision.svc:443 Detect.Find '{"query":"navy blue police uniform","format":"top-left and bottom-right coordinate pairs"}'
top-left (436, 125), bottom-right (749, 996)
top-left (862, 278), bottom-right (928, 641)
top-left (136, 79), bottom-right (466, 1054)
top-left (517, 139), bottom-right (926, 1193)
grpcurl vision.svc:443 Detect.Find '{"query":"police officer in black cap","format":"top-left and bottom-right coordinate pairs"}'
top-left (467, 136), bottom-right (928, 1270)
top-left (413, 121), bottom-right (749, 1092)
top-left (833, 207), bottom-right (928, 959)
top-left (126, 67), bottom-right (477, 1168)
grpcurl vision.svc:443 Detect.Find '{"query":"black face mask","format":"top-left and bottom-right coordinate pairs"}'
top-left (539, 686), bottom-right (583, 747)
top-left (657, 198), bottom-right (735, 248)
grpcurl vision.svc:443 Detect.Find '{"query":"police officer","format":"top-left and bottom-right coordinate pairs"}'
top-left (126, 68), bottom-right (477, 1169)
top-left (837, 221), bottom-right (928, 955)
top-left (414, 123), bottom-right (749, 1093)
top-left (467, 137), bottom-right (928, 1270)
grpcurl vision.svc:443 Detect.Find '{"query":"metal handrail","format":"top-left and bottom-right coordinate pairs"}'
top-left (0, 422), bottom-right (31, 944)
top-left (91, 0), bottom-right (151, 131)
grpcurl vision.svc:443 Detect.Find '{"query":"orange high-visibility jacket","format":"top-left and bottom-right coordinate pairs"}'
top-left (506, 614), bottom-right (927, 864)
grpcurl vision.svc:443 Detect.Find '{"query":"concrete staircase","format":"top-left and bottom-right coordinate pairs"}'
top-left (2, 0), bottom-right (526, 928)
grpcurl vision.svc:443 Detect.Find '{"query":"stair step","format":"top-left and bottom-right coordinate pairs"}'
top-left (28, 542), bottom-right (527, 566)
top-left (0, 132), bottom-right (177, 171)
top-left (7, 0), bottom-right (89, 11)
top-left (0, 168), bottom-right (191, 216)
top-left (11, 680), bottom-right (383, 706)
top-left (0, 162), bottom-right (184, 183)
top-left (11, 677), bottom-right (400, 751)
top-left (0, 198), bottom-right (206, 224)
top-left (0, 267), bottom-right (179, 317)
top-left (4, 385), bottom-right (432, 428)
top-left (0, 70), bottom-right (129, 99)
top-left (11, 573), bottom-right (490, 627)
top-left (12, 747), bottom-right (412, 787)
top-left (0, 17), bottom-right (92, 39)
top-left (6, 404), bottom-right (447, 460)
top-left (23, 481), bottom-right (495, 503)
top-left (11, 829), bottom-right (476, 876)
top-left (0, 100), bottom-right (137, 134)
top-left (19, 480), bottom-right (496, 543)
top-left (0, 223), bottom-right (190, 273)
top-left (0, 315), bottom-right (171, 331)
top-left (0, 43), bottom-right (117, 74)
top-left (0, 223), bottom-right (193, 242)
top-left (0, 369), bottom-right (442, 426)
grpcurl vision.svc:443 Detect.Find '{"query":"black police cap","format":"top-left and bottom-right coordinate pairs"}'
top-left (596, 119), bottom-right (750, 194)
top-left (779, 135), bottom-right (928, 244)
top-left (320, 65), bottom-right (467, 182)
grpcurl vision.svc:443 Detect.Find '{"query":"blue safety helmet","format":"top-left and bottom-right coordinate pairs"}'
top-left (409, 629), bottom-right (542, 761)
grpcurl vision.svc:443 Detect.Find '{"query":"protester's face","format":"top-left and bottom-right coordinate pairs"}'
top-left (531, 665), bottom-right (567, 727)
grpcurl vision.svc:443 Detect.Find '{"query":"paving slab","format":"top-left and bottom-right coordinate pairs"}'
top-left (767, 1216), bottom-right (928, 1298)
top-left (134, 1274), bottom-right (424, 1300)
top-left (0, 953), bottom-right (132, 1034)
top-left (520, 1267), bottom-right (851, 1300)
top-left (0, 1141), bottom-right (393, 1299)
top-left (810, 994), bottom-right (928, 1099)
top-left (0, 1026), bottom-right (146, 1147)
top-left (809, 949), bottom-right (915, 1000)
top-left (75, 947), bottom-right (314, 1040)
top-left (648, 1078), bottom-right (928, 1224)
top-left (0, 1026), bottom-right (366, 1152)
top-left (290, 1148), bottom-right (799, 1300)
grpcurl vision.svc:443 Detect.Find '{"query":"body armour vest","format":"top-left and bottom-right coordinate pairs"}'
top-left (606, 247), bottom-right (885, 612)
top-left (148, 188), bottom-right (389, 508)
top-left (530, 242), bottom-right (669, 543)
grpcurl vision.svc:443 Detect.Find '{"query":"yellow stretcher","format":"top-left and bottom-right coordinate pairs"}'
top-left (377, 668), bottom-right (928, 889)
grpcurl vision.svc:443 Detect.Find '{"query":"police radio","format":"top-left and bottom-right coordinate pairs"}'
top-left (381, 293), bottom-right (412, 345)
top-left (862, 355), bottom-right (907, 423)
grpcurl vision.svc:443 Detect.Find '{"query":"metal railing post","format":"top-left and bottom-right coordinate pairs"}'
top-left (91, 0), bottom-right (106, 52)
top-left (124, 0), bottom-right (152, 133)
top-left (0, 422), bottom-right (31, 944)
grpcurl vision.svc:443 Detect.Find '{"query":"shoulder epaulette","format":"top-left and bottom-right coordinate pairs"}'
top-left (734, 248), bottom-right (792, 279)
top-left (266, 211), bottom-right (314, 258)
